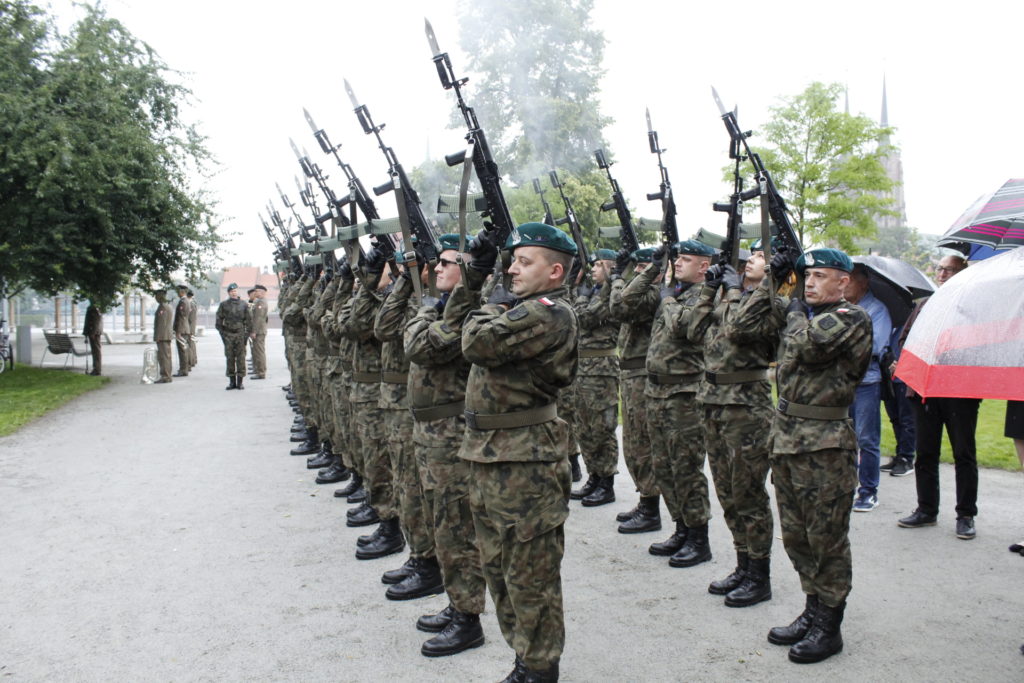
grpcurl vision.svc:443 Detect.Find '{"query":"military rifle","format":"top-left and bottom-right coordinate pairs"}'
top-left (532, 178), bottom-right (556, 225)
top-left (710, 114), bottom-right (759, 270)
top-left (594, 149), bottom-right (640, 254)
top-left (548, 171), bottom-right (590, 274)
top-left (644, 109), bottom-right (679, 253)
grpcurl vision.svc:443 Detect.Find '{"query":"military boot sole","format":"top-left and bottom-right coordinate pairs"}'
top-left (355, 540), bottom-right (405, 560)
top-left (618, 516), bottom-right (662, 534)
top-left (421, 630), bottom-right (485, 658)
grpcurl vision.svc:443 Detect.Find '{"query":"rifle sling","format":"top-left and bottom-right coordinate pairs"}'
top-left (456, 139), bottom-right (475, 286)
top-left (776, 397), bottom-right (848, 421)
top-left (464, 403), bottom-right (557, 431)
top-left (393, 176), bottom-right (423, 302)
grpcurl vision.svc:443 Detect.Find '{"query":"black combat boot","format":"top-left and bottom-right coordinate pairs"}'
top-left (569, 473), bottom-right (599, 501)
top-left (522, 662), bottom-right (559, 682)
top-left (616, 502), bottom-right (640, 523)
top-left (306, 441), bottom-right (333, 469)
top-left (724, 556), bottom-right (771, 607)
top-left (417, 603), bottom-right (456, 633)
top-left (709, 551), bottom-right (749, 595)
top-left (669, 522), bottom-right (711, 568)
top-left (421, 609), bottom-right (485, 657)
top-left (334, 472), bottom-right (362, 498)
top-left (382, 556), bottom-right (418, 584)
top-left (581, 475), bottom-right (615, 507)
top-left (235, 375), bottom-right (244, 390)
top-left (649, 520), bottom-right (689, 556)
top-left (290, 419), bottom-right (306, 433)
top-left (346, 503), bottom-right (380, 528)
top-left (618, 495), bottom-right (661, 534)
top-left (289, 428), bottom-right (309, 443)
top-left (768, 594), bottom-right (818, 645)
top-left (569, 453), bottom-right (582, 483)
top-left (289, 428), bottom-right (319, 456)
top-left (788, 600), bottom-right (845, 663)
top-left (358, 524), bottom-right (388, 548)
top-left (386, 556), bottom-right (444, 600)
top-left (347, 485), bottom-right (368, 504)
top-left (315, 458), bottom-right (350, 484)
top-left (226, 376), bottom-right (237, 390)
top-left (355, 517), bottom-right (405, 560)
top-left (501, 656), bottom-right (528, 683)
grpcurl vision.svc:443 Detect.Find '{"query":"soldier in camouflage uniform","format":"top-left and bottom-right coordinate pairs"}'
top-left (404, 234), bottom-right (487, 657)
top-left (619, 240), bottom-right (714, 566)
top-left (305, 274), bottom-right (338, 467)
top-left (284, 276), bottom-right (319, 454)
top-left (686, 242), bottom-right (776, 607)
top-left (608, 247), bottom-right (662, 533)
top-left (313, 262), bottom-right (356, 486)
top-left (454, 223), bottom-right (578, 682)
top-left (215, 283), bottom-right (252, 390)
top-left (732, 247), bottom-right (871, 664)
top-left (568, 248), bottom-right (620, 507)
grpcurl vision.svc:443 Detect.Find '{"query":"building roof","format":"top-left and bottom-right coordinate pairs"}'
top-left (220, 267), bottom-right (260, 290)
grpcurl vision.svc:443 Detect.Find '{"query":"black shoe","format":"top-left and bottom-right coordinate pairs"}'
top-left (768, 594), bottom-right (818, 645)
top-left (383, 557), bottom-right (417, 584)
top-left (289, 429), bottom-right (309, 443)
top-left (669, 523), bottom-right (711, 568)
top-left (789, 600), bottom-right (845, 663)
top-left (334, 473), bottom-right (362, 498)
top-left (725, 556), bottom-right (771, 607)
top-left (417, 603), bottom-right (456, 633)
top-left (387, 557), bottom-right (444, 600)
top-left (649, 521), bottom-right (688, 556)
top-left (880, 457), bottom-right (896, 471)
top-left (355, 518), bottom-right (405, 560)
top-left (501, 656), bottom-right (528, 683)
top-left (890, 456), bottom-right (915, 477)
top-left (708, 551), bottom-right (748, 595)
top-left (581, 475), bottom-right (615, 507)
top-left (897, 509), bottom-right (937, 528)
top-left (569, 453), bottom-right (582, 483)
top-left (616, 502), bottom-right (640, 523)
top-left (570, 473), bottom-right (599, 501)
top-left (290, 424), bottom-right (306, 434)
top-left (421, 610), bottom-right (485, 657)
top-left (346, 503), bottom-right (380, 528)
top-left (316, 461), bottom-right (350, 484)
top-left (521, 663), bottom-right (559, 682)
top-left (347, 486), bottom-right (368, 504)
top-left (359, 524), bottom-right (387, 548)
top-left (956, 516), bottom-right (976, 540)
top-left (306, 446), bottom-right (333, 469)
top-left (235, 375), bottom-right (243, 390)
top-left (618, 495), bottom-right (661, 534)
top-left (226, 376), bottom-right (237, 390)
top-left (289, 438), bottom-right (319, 456)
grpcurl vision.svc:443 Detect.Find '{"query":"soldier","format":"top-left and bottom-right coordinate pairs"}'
top-left (250, 285), bottom-right (269, 379)
top-left (215, 282), bottom-right (252, 390)
top-left (609, 247), bottom-right (662, 533)
top-left (732, 247), bottom-right (871, 664)
top-left (173, 285), bottom-right (191, 377)
top-left (304, 273), bottom-right (339, 468)
top-left (83, 302), bottom-right (103, 376)
top-left (569, 248), bottom-right (620, 507)
top-left (687, 240), bottom-right (775, 607)
top-left (152, 289), bottom-right (174, 384)
top-left (187, 290), bottom-right (198, 370)
top-left (454, 222), bottom-right (578, 683)
top-left (404, 234), bottom-right (487, 656)
top-left (284, 276), bottom-right (319, 453)
top-left (619, 240), bottom-right (714, 567)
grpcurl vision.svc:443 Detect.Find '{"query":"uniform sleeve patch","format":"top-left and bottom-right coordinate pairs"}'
top-left (819, 315), bottom-right (838, 330)
top-left (538, 297), bottom-right (554, 306)
top-left (836, 308), bottom-right (850, 313)
top-left (507, 307), bottom-right (530, 321)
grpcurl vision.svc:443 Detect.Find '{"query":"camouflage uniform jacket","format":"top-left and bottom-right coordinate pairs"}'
top-left (405, 291), bottom-right (471, 411)
top-left (307, 278), bottom-right (337, 357)
top-left (374, 275), bottom-right (414, 409)
top-left (215, 298), bottom-right (251, 337)
top-left (321, 277), bottom-right (353, 359)
top-left (609, 271), bottom-right (659, 377)
top-left (282, 277), bottom-right (313, 338)
top-left (574, 283), bottom-right (619, 378)
top-left (733, 280), bottom-right (871, 454)
top-left (687, 283), bottom-right (775, 406)
top-left (339, 275), bottom-right (383, 404)
top-left (454, 268), bottom-right (579, 463)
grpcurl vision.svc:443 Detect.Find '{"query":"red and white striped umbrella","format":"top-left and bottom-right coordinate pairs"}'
top-left (938, 178), bottom-right (1024, 252)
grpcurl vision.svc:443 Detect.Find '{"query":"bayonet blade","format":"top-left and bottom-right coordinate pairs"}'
top-left (294, 175), bottom-right (304, 196)
top-left (275, 181), bottom-right (285, 199)
top-left (289, 137), bottom-right (302, 160)
top-left (344, 79), bottom-right (360, 110)
top-left (645, 107), bottom-right (653, 132)
top-left (711, 86), bottom-right (728, 117)
top-left (303, 107), bottom-right (318, 134)
top-left (425, 17), bottom-right (441, 56)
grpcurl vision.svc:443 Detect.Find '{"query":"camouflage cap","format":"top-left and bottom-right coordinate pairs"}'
top-left (796, 247), bottom-right (853, 274)
top-left (632, 247), bottom-right (655, 263)
top-left (438, 233), bottom-right (461, 252)
top-left (594, 248), bottom-right (617, 261)
top-left (505, 222), bottom-right (577, 255)
top-left (226, 283), bottom-right (238, 291)
top-left (674, 239), bottom-right (716, 257)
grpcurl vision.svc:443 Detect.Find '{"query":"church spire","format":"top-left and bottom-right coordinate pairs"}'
top-left (880, 75), bottom-right (889, 127)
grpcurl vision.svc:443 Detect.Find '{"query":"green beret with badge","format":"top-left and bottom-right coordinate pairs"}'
top-left (632, 247), bottom-right (654, 263)
top-left (505, 222), bottom-right (577, 255)
top-left (438, 233), bottom-right (461, 252)
top-left (674, 239), bottom-right (716, 257)
top-left (226, 282), bottom-right (238, 292)
top-left (594, 248), bottom-right (617, 261)
top-left (795, 248), bottom-right (853, 273)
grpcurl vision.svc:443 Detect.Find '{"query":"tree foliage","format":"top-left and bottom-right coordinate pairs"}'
top-left (0, 1), bottom-right (220, 308)
top-left (736, 82), bottom-right (895, 252)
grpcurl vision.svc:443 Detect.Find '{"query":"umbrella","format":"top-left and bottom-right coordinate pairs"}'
top-left (851, 255), bottom-right (935, 329)
top-left (895, 247), bottom-right (1024, 400)
top-left (937, 178), bottom-right (1024, 252)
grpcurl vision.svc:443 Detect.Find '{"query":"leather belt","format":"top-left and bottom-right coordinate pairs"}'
top-left (705, 369), bottom-right (769, 385)
top-left (465, 403), bottom-right (557, 430)
top-left (352, 370), bottom-right (380, 383)
top-left (776, 397), bottom-right (849, 420)
top-left (619, 357), bottom-right (646, 370)
top-left (381, 371), bottom-right (409, 384)
top-left (579, 348), bottom-right (618, 358)
top-left (648, 372), bottom-right (702, 385)
top-left (410, 401), bottom-right (465, 422)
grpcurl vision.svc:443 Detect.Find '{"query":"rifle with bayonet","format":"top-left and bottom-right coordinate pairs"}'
top-left (426, 19), bottom-right (515, 270)
top-left (533, 178), bottom-right (555, 225)
top-left (594, 149), bottom-right (640, 254)
top-left (283, 177), bottom-right (336, 275)
top-left (267, 200), bottom-right (305, 276)
top-left (644, 109), bottom-right (679, 255)
top-left (548, 171), bottom-right (590, 276)
top-left (710, 108), bottom-right (759, 271)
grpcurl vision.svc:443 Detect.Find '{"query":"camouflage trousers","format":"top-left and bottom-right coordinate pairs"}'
top-left (221, 333), bottom-right (247, 377)
top-left (289, 340), bottom-right (314, 428)
top-left (414, 415), bottom-right (485, 615)
top-left (468, 457), bottom-right (570, 670)
top-left (353, 400), bottom-right (396, 520)
top-left (647, 392), bottom-right (710, 527)
top-left (312, 358), bottom-right (334, 445)
top-left (705, 403), bottom-right (774, 559)
top-left (574, 374), bottom-right (619, 478)
top-left (327, 365), bottom-right (354, 466)
top-left (557, 384), bottom-right (580, 458)
top-left (620, 373), bottom-right (658, 496)
top-left (385, 408), bottom-right (433, 559)
top-left (770, 447), bottom-right (857, 608)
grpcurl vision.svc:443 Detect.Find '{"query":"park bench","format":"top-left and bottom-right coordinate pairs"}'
top-left (41, 330), bottom-right (92, 372)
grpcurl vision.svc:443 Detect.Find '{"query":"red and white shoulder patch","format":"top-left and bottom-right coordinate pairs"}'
top-left (836, 308), bottom-right (850, 313)
top-left (538, 297), bottom-right (555, 306)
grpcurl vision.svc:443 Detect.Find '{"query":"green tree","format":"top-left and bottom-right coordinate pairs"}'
top-left (0, 1), bottom-right (220, 309)
top-left (736, 82), bottom-right (895, 251)
top-left (871, 224), bottom-right (934, 271)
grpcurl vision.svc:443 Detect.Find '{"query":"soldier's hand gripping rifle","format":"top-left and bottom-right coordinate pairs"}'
top-left (548, 170), bottom-right (590, 281)
top-left (594, 149), bottom-right (640, 255)
top-left (644, 109), bottom-right (679, 273)
top-left (426, 18), bottom-right (515, 277)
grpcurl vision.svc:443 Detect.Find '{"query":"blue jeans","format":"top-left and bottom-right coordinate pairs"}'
top-left (850, 382), bottom-right (882, 498)
top-left (883, 379), bottom-right (916, 459)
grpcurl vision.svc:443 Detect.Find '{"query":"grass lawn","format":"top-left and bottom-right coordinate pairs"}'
top-left (0, 366), bottom-right (110, 437)
top-left (881, 398), bottom-right (1020, 471)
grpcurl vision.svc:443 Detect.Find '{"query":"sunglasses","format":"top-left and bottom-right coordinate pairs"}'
top-left (438, 257), bottom-right (459, 268)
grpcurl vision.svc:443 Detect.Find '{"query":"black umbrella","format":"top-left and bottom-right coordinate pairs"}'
top-left (851, 255), bottom-right (936, 329)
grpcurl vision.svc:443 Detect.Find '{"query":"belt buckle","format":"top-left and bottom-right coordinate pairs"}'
top-left (777, 397), bottom-right (789, 414)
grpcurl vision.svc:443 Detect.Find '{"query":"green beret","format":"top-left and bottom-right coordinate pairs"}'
top-left (254, 284), bottom-right (267, 291)
top-left (226, 283), bottom-right (238, 291)
top-left (750, 236), bottom-right (783, 254)
top-left (438, 233), bottom-right (461, 252)
top-left (176, 283), bottom-right (188, 291)
top-left (674, 239), bottom-right (715, 257)
top-left (395, 250), bottom-right (414, 265)
top-left (632, 247), bottom-right (654, 263)
top-left (505, 222), bottom-right (577, 255)
top-left (594, 248), bottom-right (617, 261)
top-left (796, 248), bottom-right (853, 273)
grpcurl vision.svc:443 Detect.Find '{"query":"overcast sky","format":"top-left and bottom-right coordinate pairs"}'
top-left (47, 0), bottom-right (1024, 270)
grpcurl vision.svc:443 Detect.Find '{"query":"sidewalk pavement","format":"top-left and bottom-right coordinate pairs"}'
top-left (1, 334), bottom-right (1021, 681)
